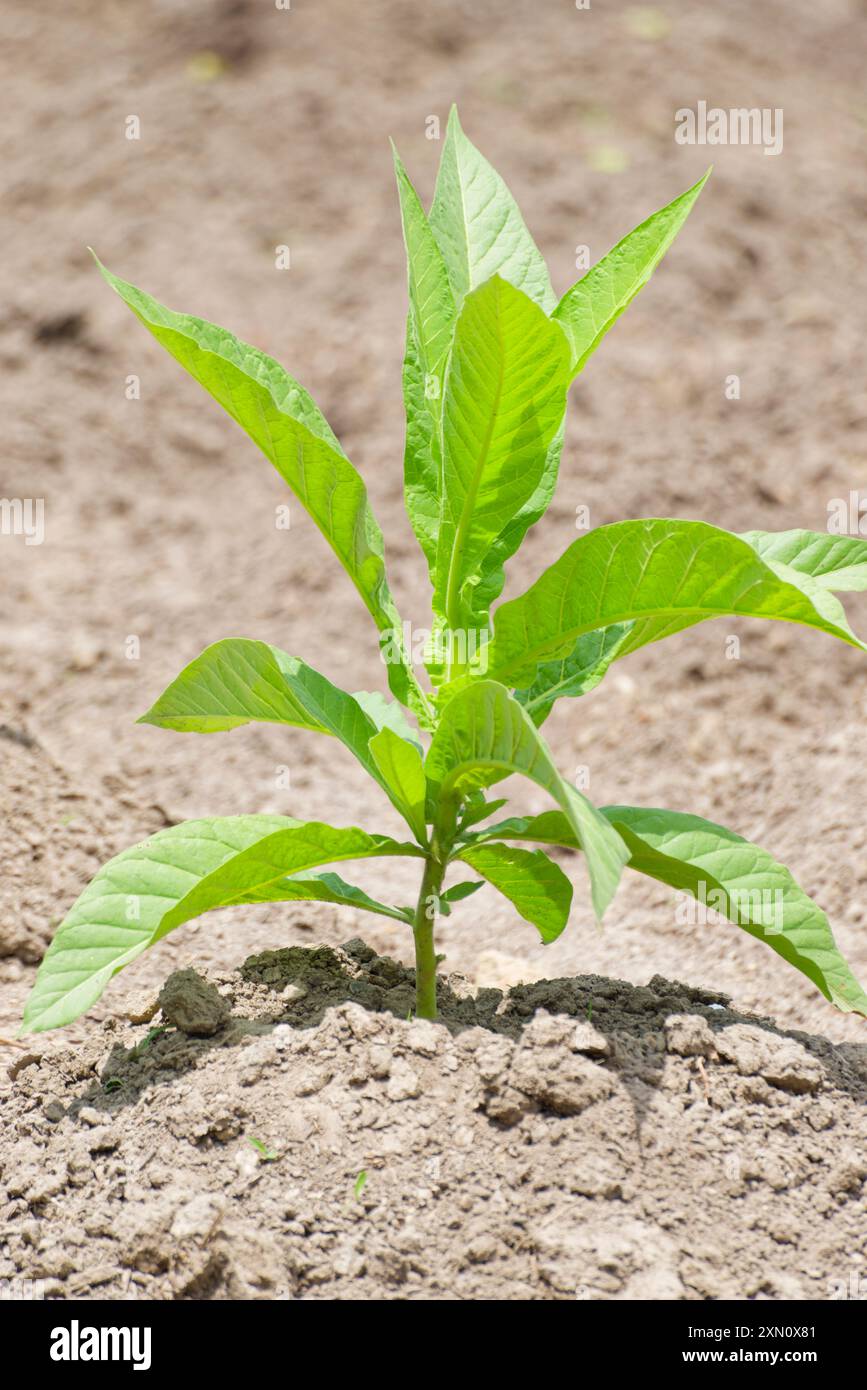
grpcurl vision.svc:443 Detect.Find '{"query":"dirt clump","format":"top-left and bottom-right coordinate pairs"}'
top-left (158, 970), bottom-right (231, 1038)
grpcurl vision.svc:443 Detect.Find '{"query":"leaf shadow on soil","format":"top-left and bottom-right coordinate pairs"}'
top-left (45, 941), bottom-right (867, 1150)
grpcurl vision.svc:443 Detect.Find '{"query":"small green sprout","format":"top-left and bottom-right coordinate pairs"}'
top-left (134, 1026), bottom-right (168, 1055)
top-left (247, 1137), bottom-right (280, 1163)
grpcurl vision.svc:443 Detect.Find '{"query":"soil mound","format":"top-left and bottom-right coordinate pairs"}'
top-left (3, 943), bottom-right (865, 1301)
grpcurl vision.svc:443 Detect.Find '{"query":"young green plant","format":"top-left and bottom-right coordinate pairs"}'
top-left (22, 107), bottom-right (867, 1032)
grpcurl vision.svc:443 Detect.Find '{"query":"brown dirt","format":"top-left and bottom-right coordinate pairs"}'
top-left (0, 729), bottom-right (171, 969)
top-left (2, 0), bottom-right (867, 1300)
top-left (3, 946), bottom-right (866, 1301)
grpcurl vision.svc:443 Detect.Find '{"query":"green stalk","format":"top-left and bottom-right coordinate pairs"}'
top-left (412, 854), bottom-right (446, 1020)
top-left (411, 794), bottom-right (460, 1020)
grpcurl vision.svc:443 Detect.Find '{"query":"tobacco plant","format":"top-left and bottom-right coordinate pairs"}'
top-left (24, 108), bottom-right (867, 1030)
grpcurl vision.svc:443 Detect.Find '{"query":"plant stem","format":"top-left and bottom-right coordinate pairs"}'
top-left (411, 794), bottom-right (460, 1021)
top-left (412, 853), bottom-right (446, 1020)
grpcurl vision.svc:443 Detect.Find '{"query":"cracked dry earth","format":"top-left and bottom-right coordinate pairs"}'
top-left (3, 942), bottom-right (866, 1301)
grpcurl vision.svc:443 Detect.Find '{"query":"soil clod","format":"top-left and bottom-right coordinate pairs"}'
top-left (157, 969), bottom-right (231, 1037)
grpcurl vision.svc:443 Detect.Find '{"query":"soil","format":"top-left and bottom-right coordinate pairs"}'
top-left (3, 945), bottom-right (866, 1301)
top-left (2, 0), bottom-right (866, 1300)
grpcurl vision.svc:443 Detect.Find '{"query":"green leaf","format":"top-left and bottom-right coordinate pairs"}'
top-left (352, 690), bottom-right (423, 751)
top-left (458, 842), bottom-right (573, 942)
top-left (394, 148), bottom-right (456, 578)
top-left (741, 529), bottom-right (867, 592)
top-left (473, 803), bottom-right (867, 1017)
top-left (440, 879), bottom-right (485, 906)
top-left (458, 794), bottom-right (509, 831)
top-left (603, 806), bottom-right (867, 1018)
top-left (22, 818), bottom-right (424, 1033)
top-left (393, 145), bottom-right (456, 379)
top-left (400, 324), bottom-right (441, 580)
top-left (138, 639), bottom-right (425, 839)
top-left (481, 519), bottom-right (867, 690)
top-left (93, 256), bottom-right (431, 727)
top-left (470, 420), bottom-right (565, 627)
top-left (432, 276), bottom-right (570, 644)
top-left (465, 810), bottom-right (581, 850)
top-left (139, 638), bottom-right (333, 735)
top-left (429, 106), bottom-right (556, 312)
top-left (553, 169), bottom-right (709, 378)
top-left (236, 867), bottom-right (412, 924)
top-left (369, 727), bottom-right (428, 845)
top-left (514, 623), bottom-right (634, 725)
top-left (411, 105), bottom-right (568, 600)
top-left (527, 530), bottom-right (866, 721)
top-left (437, 876), bottom-right (485, 916)
top-left (425, 680), bottom-right (627, 918)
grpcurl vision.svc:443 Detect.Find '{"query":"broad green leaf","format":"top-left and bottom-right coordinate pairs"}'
top-left (553, 169), bottom-right (709, 378)
top-left (603, 806), bottom-right (867, 1018)
top-left (515, 622), bottom-right (633, 725)
top-left (426, 680), bottom-right (627, 918)
top-left (751, 558), bottom-right (859, 634)
top-left (22, 818), bottom-right (424, 1033)
top-left (429, 106), bottom-right (556, 312)
top-left (458, 842), bottom-right (573, 943)
top-left (433, 276), bottom-right (570, 643)
top-left (406, 103), bottom-right (570, 598)
top-left (138, 639), bottom-right (425, 839)
top-left (139, 638), bottom-right (333, 735)
top-left (236, 867), bottom-right (412, 924)
top-left (394, 148), bottom-right (456, 577)
top-left (369, 727), bottom-right (428, 845)
top-left (94, 257), bottom-right (431, 727)
top-left (741, 529), bottom-right (867, 592)
top-left (463, 419), bottom-right (567, 661)
top-left (515, 529), bottom-right (867, 723)
top-left (481, 519), bottom-right (867, 690)
top-left (471, 803), bottom-right (867, 1017)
